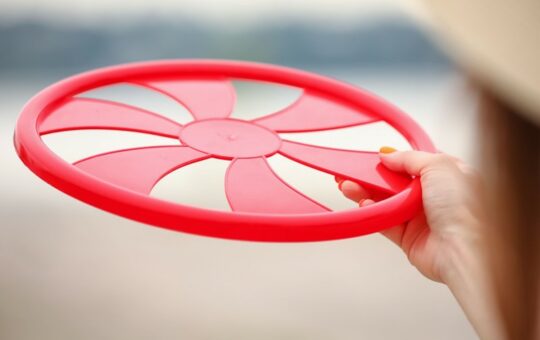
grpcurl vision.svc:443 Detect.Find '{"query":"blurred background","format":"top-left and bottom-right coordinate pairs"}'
top-left (0, 0), bottom-right (478, 339)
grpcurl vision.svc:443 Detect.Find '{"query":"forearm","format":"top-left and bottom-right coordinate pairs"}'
top-left (442, 233), bottom-right (504, 340)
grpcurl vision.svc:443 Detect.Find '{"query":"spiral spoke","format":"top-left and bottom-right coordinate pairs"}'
top-left (38, 98), bottom-right (182, 138)
top-left (225, 157), bottom-right (329, 214)
top-left (279, 140), bottom-right (411, 195)
top-left (74, 146), bottom-right (210, 194)
top-left (252, 90), bottom-right (378, 132)
top-left (135, 79), bottom-right (236, 121)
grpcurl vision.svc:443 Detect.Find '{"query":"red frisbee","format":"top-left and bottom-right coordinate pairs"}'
top-left (14, 60), bottom-right (435, 242)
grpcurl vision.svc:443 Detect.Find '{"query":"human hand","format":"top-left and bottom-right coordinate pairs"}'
top-left (337, 147), bottom-right (484, 283)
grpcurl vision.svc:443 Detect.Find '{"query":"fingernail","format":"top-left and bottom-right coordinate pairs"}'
top-left (379, 146), bottom-right (397, 154)
top-left (358, 199), bottom-right (366, 205)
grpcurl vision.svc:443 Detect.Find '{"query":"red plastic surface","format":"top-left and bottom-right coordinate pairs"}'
top-left (279, 140), bottom-right (410, 195)
top-left (225, 157), bottom-right (329, 214)
top-left (253, 90), bottom-right (377, 132)
top-left (14, 60), bottom-right (436, 242)
top-left (179, 119), bottom-right (281, 159)
top-left (39, 98), bottom-right (182, 138)
top-left (138, 79), bottom-right (235, 120)
top-left (75, 146), bottom-right (210, 194)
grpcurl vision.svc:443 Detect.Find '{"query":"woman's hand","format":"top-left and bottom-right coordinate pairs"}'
top-left (338, 147), bottom-right (505, 339)
top-left (337, 147), bottom-right (484, 284)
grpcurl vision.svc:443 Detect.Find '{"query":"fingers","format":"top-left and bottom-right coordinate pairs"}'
top-left (336, 171), bottom-right (405, 247)
top-left (358, 198), bottom-right (375, 207)
top-left (380, 225), bottom-right (405, 247)
top-left (335, 174), bottom-right (371, 203)
top-left (339, 180), bottom-right (371, 202)
top-left (379, 147), bottom-right (479, 184)
top-left (378, 147), bottom-right (456, 176)
top-left (357, 196), bottom-right (404, 245)
top-left (335, 146), bottom-right (453, 203)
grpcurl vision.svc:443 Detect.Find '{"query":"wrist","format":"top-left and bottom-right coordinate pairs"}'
top-left (439, 225), bottom-right (485, 287)
top-left (437, 226), bottom-right (505, 340)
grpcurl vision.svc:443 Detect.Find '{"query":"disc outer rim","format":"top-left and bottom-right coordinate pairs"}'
top-left (14, 59), bottom-right (436, 242)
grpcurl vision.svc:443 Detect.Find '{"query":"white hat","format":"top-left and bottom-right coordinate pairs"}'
top-left (420, 0), bottom-right (540, 125)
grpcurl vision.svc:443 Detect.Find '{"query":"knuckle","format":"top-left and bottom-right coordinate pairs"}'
top-left (419, 154), bottom-right (458, 177)
top-left (432, 154), bottom-right (457, 168)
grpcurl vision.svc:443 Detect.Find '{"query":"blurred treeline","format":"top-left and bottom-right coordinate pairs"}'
top-left (0, 16), bottom-right (449, 71)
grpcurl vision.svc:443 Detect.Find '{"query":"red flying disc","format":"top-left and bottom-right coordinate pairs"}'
top-left (14, 60), bottom-right (435, 242)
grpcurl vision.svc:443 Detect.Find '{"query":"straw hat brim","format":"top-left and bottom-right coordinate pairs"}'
top-left (420, 0), bottom-right (540, 125)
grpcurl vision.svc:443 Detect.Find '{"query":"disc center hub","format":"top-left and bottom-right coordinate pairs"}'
top-left (179, 119), bottom-right (281, 159)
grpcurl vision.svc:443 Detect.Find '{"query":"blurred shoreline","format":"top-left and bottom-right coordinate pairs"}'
top-left (0, 16), bottom-right (450, 73)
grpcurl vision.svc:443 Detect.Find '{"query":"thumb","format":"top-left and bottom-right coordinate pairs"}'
top-left (378, 147), bottom-right (452, 177)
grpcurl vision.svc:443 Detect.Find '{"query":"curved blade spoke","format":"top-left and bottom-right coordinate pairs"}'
top-left (39, 98), bottom-right (182, 138)
top-left (252, 90), bottom-right (378, 132)
top-left (136, 79), bottom-right (236, 120)
top-left (279, 140), bottom-right (411, 195)
top-left (225, 157), bottom-right (329, 214)
top-left (74, 146), bottom-right (210, 194)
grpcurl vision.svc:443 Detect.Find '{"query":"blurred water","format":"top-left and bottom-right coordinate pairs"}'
top-left (0, 67), bottom-right (477, 340)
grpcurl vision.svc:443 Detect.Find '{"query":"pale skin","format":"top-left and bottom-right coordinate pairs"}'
top-left (337, 147), bottom-right (503, 340)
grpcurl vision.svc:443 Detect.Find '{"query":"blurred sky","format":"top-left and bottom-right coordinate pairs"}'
top-left (0, 0), bottom-right (414, 26)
